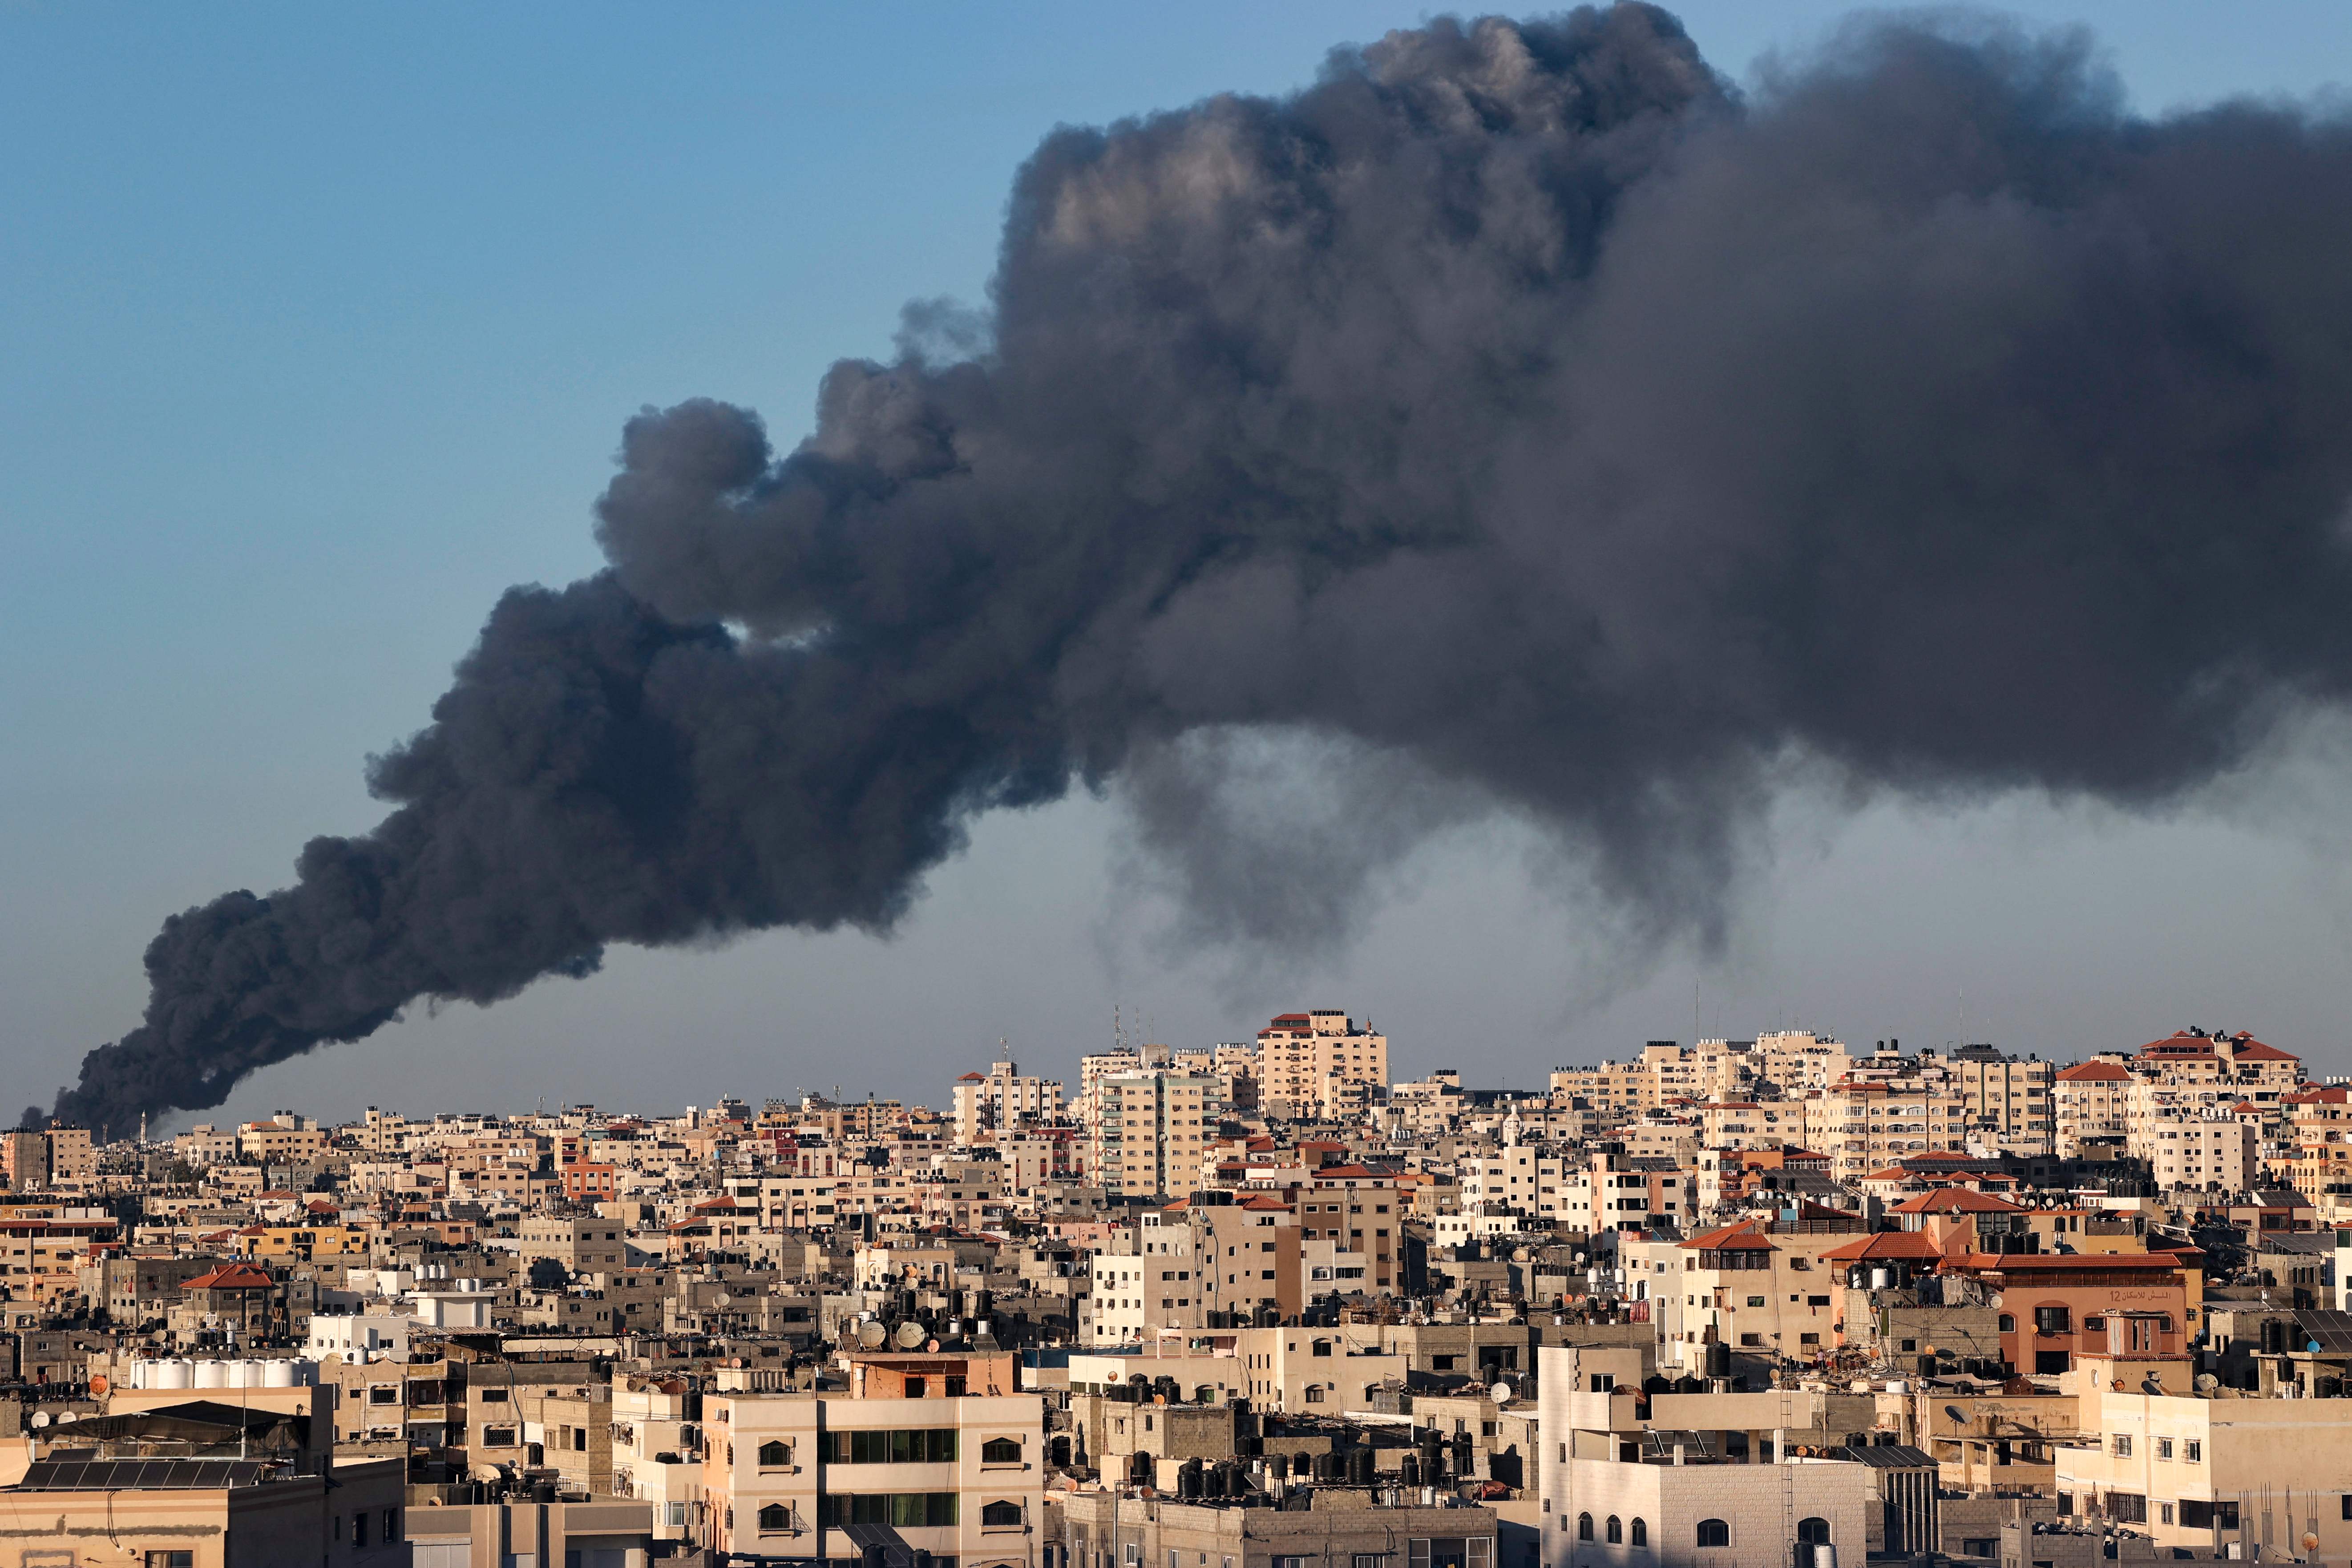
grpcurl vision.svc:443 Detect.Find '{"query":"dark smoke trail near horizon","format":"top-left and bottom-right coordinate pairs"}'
top-left (37, 4), bottom-right (2352, 1131)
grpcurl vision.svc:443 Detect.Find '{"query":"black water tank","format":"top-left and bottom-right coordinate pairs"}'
top-left (1401, 1452), bottom-right (1421, 1487)
top-left (1131, 1451), bottom-right (1154, 1485)
top-left (1348, 1447), bottom-right (1375, 1486)
top-left (1179, 1459), bottom-right (1204, 1499)
top-left (1704, 1342), bottom-right (1731, 1379)
top-left (1269, 1452), bottom-right (1291, 1481)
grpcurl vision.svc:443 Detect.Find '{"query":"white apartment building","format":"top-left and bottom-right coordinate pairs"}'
top-left (1083, 1214), bottom-right (1204, 1344)
top-left (2134, 1111), bottom-right (2257, 1192)
top-left (1460, 1141), bottom-right (1574, 1221)
top-left (1539, 1345), bottom-right (1876, 1568)
top-left (2054, 1059), bottom-right (2132, 1154)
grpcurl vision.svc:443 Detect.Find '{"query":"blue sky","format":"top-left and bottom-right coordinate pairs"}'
top-left (6, 3), bottom-right (2352, 1126)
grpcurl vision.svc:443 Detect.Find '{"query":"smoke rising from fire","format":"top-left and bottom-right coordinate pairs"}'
top-left (39, 6), bottom-right (2352, 1131)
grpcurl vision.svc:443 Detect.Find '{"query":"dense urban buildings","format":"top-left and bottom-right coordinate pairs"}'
top-left (2, 1016), bottom-right (2347, 1567)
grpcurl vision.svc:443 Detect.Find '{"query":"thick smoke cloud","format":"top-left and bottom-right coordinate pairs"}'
top-left (39, 6), bottom-right (2352, 1131)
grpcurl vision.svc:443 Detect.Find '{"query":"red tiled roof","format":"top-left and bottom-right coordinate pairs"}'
top-left (1891, 1189), bottom-right (2026, 1215)
top-left (2056, 1061), bottom-right (2130, 1083)
top-left (1821, 1231), bottom-right (1944, 1263)
top-left (2231, 1037), bottom-right (2297, 1062)
top-left (183, 1263), bottom-right (273, 1291)
top-left (1681, 1220), bottom-right (1774, 1252)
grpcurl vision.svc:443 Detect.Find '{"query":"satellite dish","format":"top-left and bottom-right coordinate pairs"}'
top-left (2194, 1373), bottom-right (2220, 1393)
top-left (1943, 1404), bottom-right (1968, 1425)
top-left (895, 1321), bottom-right (926, 1349)
top-left (715, 1293), bottom-right (732, 1307)
top-left (1490, 1382), bottom-right (1513, 1404)
top-left (86, 1375), bottom-right (109, 1397)
top-left (1511, 1248), bottom-right (1531, 1263)
top-left (857, 1321), bottom-right (888, 1349)
top-left (30, 1414), bottom-right (48, 1428)
top-left (56, 1412), bottom-right (78, 1424)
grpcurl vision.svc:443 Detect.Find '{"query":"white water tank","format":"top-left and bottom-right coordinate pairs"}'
top-left (194, 1360), bottom-right (227, 1389)
top-left (157, 1358), bottom-right (193, 1390)
top-left (1869, 1268), bottom-right (1892, 1290)
top-left (263, 1359), bottom-right (296, 1388)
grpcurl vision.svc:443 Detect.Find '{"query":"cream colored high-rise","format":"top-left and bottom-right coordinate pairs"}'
top-left (1086, 1071), bottom-right (1213, 1198)
top-left (1251, 1010), bottom-right (1388, 1118)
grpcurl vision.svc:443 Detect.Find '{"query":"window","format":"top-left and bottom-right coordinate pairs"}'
top-left (1630, 1520), bottom-right (1647, 1548)
top-left (480, 1387), bottom-right (509, 1402)
top-left (369, 1384), bottom-right (400, 1404)
top-left (1998, 1314), bottom-right (2015, 1333)
top-left (759, 1440), bottom-right (790, 1467)
top-left (976, 1500), bottom-right (1022, 1528)
top-left (1578, 1515), bottom-right (1594, 1541)
top-left (384, 1509), bottom-right (400, 1542)
top-left (1747, 1296), bottom-right (1766, 1308)
top-left (2185, 1440), bottom-right (2201, 1463)
top-left (1697, 1520), bottom-right (1730, 1548)
top-left (1433, 1356), bottom-right (1456, 1371)
top-left (2160, 1504), bottom-right (2175, 1525)
top-left (2112, 1435), bottom-right (2132, 1458)
top-left (820, 1493), bottom-right (960, 1528)
top-left (1607, 1516), bottom-right (1623, 1544)
top-left (1797, 1520), bottom-right (1829, 1547)
top-left (2182, 1502), bottom-right (2238, 1530)
top-left (2108, 1494), bottom-right (2146, 1525)
top-left (146, 1555), bottom-right (194, 1568)
top-left (828, 1429), bottom-right (958, 1463)
top-left (2155, 1438), bottom-right (2173, 1460)
top-left (759, 1503), bottom-right (791, 1533)
top-left (1313, 1339), bottom-right (1333, 1358)
top-left (482, 1425), bottom-right (517, 1447)
top-left (982, 1436), bottom-right (1023, 1463)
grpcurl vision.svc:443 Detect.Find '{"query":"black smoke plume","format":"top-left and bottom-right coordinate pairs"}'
top-left (39, 6), bottom-right (2352, 1131)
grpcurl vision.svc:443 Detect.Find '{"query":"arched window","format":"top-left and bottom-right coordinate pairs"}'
top-left (1797, 1519), bottom-right (1830, 1546)
top-left (758, 1440), bottom-right (788, 1467)
top-left (758, 1503), bottom-right (789, 1533)
top-left (982, 1500), bottom-right (1023, 1528)
top-left (982, 1437), bottom-right (1023, 1463)
top-left (1305, 1385), bottom-right (1326, 1403)
top-left (1607, 1516), bottom-right (1623, 1544)
top-left (1578, 1514), bottom-right (1594, 1541)
top-left (1997, 1314), bottom-right (2016, 1333)
top-left (1697, 1520), bottom-right (1730, 1548)
top-left (1631, 1520), bottom-right (1648, 1548)
top-left (1313, 1338), bottom-right (1333, 1357)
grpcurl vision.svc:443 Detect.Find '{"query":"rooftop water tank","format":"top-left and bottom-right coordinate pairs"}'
top-left (194, 1360), bottom-right (227, 1389)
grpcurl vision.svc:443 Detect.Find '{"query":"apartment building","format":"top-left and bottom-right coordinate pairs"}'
top-left (238, 1112), bottom-right (330, 1164)
top-left (1942, 1044), bottom-right (2057, 1152)
top-left (1540, 1344), bottom-right (1876, 1568)
top-left (1252, 1010), bottom-right (1390, 1118)
top-left (2054, 1059), bottom-right (2132, 1154)
top-left (1809, 1077), bottom-right (1972, 1182)
top-left (1084, 1211), bottom-right (1205, 1344)
top-left (1749, 1030), bottom-right (1851, 1095)
top-left (3, 1124), bottom-right (96, 1191)
top-left (1645, 1212), bottom-right (1863, 1369)
top-left (702, 1352), bottom-right (1042, 1567)
top-left (1461, 1141), bottom-right (1575, 1220)
top-left (952, 1059), bottom-right (1066, 1146)
top-left (1088, 1071), bottom-right (1213, 1199)
top-left (2133, 1112), bottom-right (2258, 1192)
top-left (518, 1213), bottom-right (630, 1276)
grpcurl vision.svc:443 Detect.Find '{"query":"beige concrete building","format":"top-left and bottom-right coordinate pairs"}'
top-left (952, 1058), bottom-right (1066, 1147)
top-left (517, 1213), bottom-right (629, 1276)
top-left (1253, 1010), bottom-right (1389, 1118)
top-left (701, 1353), bottom-right (1042, 1567)
top-left (2054, 1059), bottom-right (2132, 1155)
top-left (1088, 1070), bottom-right (1212, 1199)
